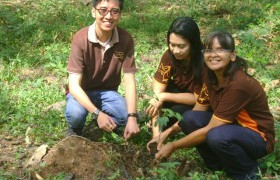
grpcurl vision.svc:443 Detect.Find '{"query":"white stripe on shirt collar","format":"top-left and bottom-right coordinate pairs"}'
top-left (88, 21), bottom-right (119, 47)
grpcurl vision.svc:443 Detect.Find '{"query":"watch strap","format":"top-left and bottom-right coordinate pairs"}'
top-left (127, 113), bottom-right (138, 119)
top-left (93, 109), bottom-right (101, 115)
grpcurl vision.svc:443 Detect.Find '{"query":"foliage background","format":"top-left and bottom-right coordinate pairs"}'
top-left (0, 0), bottom-right (279, 179)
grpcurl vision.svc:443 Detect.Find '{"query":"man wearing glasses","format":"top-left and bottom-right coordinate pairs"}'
top-left (66, 0), bottom-right (140, 140)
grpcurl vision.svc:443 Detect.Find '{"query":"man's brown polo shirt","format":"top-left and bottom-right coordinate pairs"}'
top-left (153, 50), bottom-right (200, 95)
top-left (67, 23), bottom-right (137, 91)
top-left (197, 69), bottom-right (275, 153)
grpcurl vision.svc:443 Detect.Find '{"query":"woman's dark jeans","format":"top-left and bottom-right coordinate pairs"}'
top-left (178, 110), bottom-right (267, 180)
top-left (161, 81), bottom-right (193, 129)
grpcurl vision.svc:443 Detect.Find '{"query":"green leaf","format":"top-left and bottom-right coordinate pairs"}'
top-left (155, 116), bottom-right (169, 130)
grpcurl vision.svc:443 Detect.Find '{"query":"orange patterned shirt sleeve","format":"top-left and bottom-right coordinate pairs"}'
top-left (154, 51), bottom-right (172, 85)
top-left (196, 83), bottom-right (209, 105)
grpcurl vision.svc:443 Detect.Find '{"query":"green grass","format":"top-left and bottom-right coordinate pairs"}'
top-left (0, 0), bottom-right (279, 179)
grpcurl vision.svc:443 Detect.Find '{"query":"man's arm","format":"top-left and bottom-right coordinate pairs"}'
top-left (68, 73), bottom-right (116, 132)
top-left (69, 73), bottom-right (97, 113)
top-left (123, 73), bottom-right (140, 140)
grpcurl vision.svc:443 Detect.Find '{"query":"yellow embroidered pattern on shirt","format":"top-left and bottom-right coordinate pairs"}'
top-left (114, 51), bottom-right (124, 59)
top-left (197, 83), bottom-right (209, 104)
top-left (158, 63), bottom-right (171, 83)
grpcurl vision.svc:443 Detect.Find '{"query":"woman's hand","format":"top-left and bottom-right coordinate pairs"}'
top-left (147, 135), bottom-right (161, 153)
top-left (155, 143), bottom-right (175, 160)
top-left (147, 130), bottom-right (169, 152)
top-left (145, 96), bottom-right (163, 117)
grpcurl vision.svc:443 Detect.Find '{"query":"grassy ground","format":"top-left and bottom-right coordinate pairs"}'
top-left (0, 0), bottom-right (279, 179)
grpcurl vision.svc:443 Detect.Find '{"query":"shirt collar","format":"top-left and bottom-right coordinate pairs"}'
top-left (88, 21), bottom-right (119, 46)
top-left (211, 75), bottom-right (231, 91)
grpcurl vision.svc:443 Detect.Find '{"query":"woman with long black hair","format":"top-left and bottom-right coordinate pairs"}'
top-left (146, 17), bottom-right (204, 137)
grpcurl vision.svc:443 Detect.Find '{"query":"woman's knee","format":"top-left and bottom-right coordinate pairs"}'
top-left (182, 110), bottom-right (197, 124)
top-left (180, 111), bottom-right (212, 134)
top-left (179, 111), bottom-right (201, 134)
top-left (207, 126), bottom-right (233, 150)
top-left (207, 127), bottom-right (222, 148)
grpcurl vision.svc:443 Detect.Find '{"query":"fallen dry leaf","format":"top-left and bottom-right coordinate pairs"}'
top-left (43, 100), bottom-right (66, 112)
top-left (25, 127), bottom-right (32, 145)
top-left (248, 68), bottom-right (256, 75)
top-left (264, 79), bottom-right (280, 92)
top-left (25, 144), bottom-right (48, 168)
top-left (35, 172), bottom-right (44, 180)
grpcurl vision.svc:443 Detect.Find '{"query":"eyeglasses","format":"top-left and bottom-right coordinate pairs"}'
top-left (96, 8), bottom-right (121, 17)
top-left (201, 49), bottom-right (232, 55)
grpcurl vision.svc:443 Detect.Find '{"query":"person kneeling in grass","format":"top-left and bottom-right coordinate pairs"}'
top-left (145, 17), bottom-right (204, 138)
top-left (147, 31), bottom-right (275, 180)
top-left (65, 0), bottom-right (139, 140)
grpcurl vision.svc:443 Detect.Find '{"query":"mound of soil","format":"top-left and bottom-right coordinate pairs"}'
top-left (1, 129), bottom-right (197, 179)
top-left (29, 136), bottom-right (153, 179)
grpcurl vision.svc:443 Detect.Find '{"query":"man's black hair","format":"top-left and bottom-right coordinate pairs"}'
top-left (92, 0), bottom-right (124, 10)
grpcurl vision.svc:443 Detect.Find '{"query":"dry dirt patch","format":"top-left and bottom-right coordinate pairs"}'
top-left (27, 136), bottom-right (153, 179)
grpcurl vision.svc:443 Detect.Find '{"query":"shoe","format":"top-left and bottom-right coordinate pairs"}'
top-left (66, 128), bottom-right (82, 136)
top-left (66, 129), bottom-right (77, 136)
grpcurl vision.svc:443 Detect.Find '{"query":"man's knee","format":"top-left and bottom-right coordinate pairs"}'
top-left (101, 92), bottom-right (127, 125)
top-left (66, 108), bottom-right (87, 129)
top-left (112, 106), bottom-right (127, 125)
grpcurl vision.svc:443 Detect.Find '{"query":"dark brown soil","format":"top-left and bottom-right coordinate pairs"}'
top-left (148, 142), bottom-right (158, 158)
top-left (0, 130), bottom-right (200, 180)
top-left (29, 136), bottom-right (151, 179)
top-left (0, 134), bottom-right (38, 178)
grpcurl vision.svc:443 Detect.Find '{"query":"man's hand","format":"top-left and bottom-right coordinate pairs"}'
top-left (96, 112), bottom-right (117, 132)
top-left (145, 97), bottom-right (163, 117)
top-left (123, 117), bottom-right (140, 140)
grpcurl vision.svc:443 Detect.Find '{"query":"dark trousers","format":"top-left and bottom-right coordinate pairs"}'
top-left (178, 110), bottom-right (268, 180)
top-left (162, 81), bottom-right (193, 129)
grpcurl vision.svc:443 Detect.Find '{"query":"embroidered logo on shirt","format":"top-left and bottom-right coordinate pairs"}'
top-left (114, 51), bottom-right (124, 59)
top-left (197, 83), bottom-right (209, 104)
top-left (158, 63), bottom-right (171, 83)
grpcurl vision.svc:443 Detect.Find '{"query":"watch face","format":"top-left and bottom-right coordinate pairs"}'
top-left (92, 113), bottom-right (98, 120)
top-left (92, 109), bottom-right (100, 120)
top-left (94, 109), bottom-right (100, 115)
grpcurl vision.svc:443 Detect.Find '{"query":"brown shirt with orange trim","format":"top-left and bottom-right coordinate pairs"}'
top-left (154, 50), bottom-right (200, 94)
top-left (197, 69), bottom-right (275, 153)
top-left (67, 24), bottom-right (137, 91)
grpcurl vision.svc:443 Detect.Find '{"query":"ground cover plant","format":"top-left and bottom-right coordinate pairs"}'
top-left (0, 0), bottom-right (279, 179)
